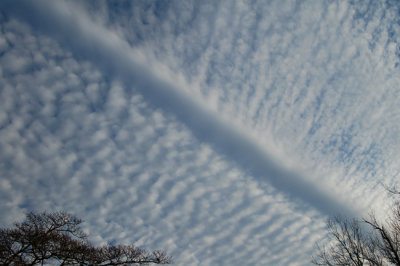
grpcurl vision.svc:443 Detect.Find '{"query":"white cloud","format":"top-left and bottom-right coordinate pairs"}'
top-left (0, 0), bottom-right (399, 265)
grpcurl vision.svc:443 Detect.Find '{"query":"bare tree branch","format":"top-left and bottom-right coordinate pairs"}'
top-left (312, 187), bottom-right (400, 266)
top-left (0, 211), bottom-right (172, 265)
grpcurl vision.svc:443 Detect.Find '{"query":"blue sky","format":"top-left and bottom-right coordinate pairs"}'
top-left (0, 0), bottom-right (399, 265)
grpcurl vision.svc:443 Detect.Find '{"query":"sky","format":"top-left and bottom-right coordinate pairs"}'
top-left (0, 0), bottom-right (399, 265)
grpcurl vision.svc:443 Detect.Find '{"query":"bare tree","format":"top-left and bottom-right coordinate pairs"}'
top-left (0, 211), bottom-right (172, 265)
top-left (312, 190), bottom-right (400, 266)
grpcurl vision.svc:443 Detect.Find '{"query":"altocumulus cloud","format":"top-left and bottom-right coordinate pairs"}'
top-left (0, 0), bottom-right (400, 265)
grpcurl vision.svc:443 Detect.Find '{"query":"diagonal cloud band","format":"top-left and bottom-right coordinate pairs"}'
top-left (3, 0), bottom-right (363, 218)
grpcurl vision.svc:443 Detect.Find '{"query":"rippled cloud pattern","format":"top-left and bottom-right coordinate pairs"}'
top-left (1, 0), bottom-right (399, 265)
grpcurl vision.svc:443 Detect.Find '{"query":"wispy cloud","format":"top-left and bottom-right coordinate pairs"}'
top-left (1, 0), bottom-right (399, 265)
top-left (2, 0), bottom-right (367, 218)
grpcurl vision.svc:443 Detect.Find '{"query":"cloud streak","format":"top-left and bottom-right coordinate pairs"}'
top-left (2, 0), bottom-right (364, 218)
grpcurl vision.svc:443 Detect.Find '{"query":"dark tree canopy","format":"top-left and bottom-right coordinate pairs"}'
top-left (312, 190), bottom-right (400, 266)
top-left (0, 211), bottom-right (172, 265)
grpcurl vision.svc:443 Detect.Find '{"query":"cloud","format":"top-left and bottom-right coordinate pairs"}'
top-left (0, 0), bottom-right (399, 265)
top-left (1, 0), bottom-right (368, 219)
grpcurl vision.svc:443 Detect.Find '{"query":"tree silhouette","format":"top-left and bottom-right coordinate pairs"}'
top-left (0, 211), bottom-right (172, 265)
top-left (312, 189), bottom-right (400, 265)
